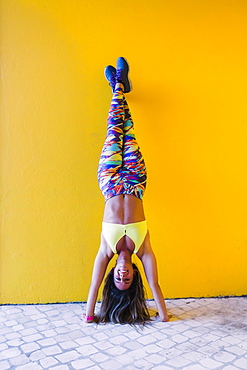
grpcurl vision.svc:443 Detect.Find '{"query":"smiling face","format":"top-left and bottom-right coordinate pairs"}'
top-left (113, 261), bottom-right (134, 290)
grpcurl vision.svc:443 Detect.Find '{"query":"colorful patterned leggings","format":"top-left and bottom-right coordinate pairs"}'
top-left (98, 84), bottom-right (147, 201)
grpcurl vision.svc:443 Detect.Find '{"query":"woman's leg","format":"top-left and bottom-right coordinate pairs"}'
top-left (122, 98), bottom-right (147, 198)
top-left (98, 83), bottom-right (125, 199)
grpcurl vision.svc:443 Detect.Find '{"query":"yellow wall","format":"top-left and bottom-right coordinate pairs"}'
top-left (1, 0), bottom-right (247, 304)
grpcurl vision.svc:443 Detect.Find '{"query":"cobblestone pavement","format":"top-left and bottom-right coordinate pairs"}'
top-left (1, 297), bottom-right (247, 370)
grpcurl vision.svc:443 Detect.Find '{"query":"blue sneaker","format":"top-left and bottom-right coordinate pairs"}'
top-left (116, 57), bottom-right (132, 93)
top-left (104, 65), bottom-right (116, 92)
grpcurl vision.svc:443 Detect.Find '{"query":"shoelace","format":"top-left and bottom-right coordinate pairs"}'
top-left (116, 69), bottom-right (123, 83)
top-left (109, 75), bottom-right (116, 88)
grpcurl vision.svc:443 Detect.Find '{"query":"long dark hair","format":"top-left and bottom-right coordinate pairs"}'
top-left (96, 264), bottom-right (150, 326)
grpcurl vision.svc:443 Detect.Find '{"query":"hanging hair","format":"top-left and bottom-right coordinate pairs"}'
top-left (96, 264), bottom-right (150, 326)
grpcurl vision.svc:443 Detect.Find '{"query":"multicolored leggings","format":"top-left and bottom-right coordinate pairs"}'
top-left (98, 84), bottom-right (147, 201)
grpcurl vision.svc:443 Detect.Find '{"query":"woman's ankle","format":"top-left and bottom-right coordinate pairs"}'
top-left (115, 82), bottom-right (124, 91)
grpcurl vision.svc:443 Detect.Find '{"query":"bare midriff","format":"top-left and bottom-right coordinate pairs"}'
top-left (103, 194), bottom-right (146, 225)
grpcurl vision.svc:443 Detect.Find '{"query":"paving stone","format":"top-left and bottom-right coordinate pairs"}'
top-left (223, 335), bottom-right (242, 345)
top-left (71, 358), bottom-right (95, 369)
top-left (148, 365), bottom-right (172, 370)
top-left (90, 352), bottom-right (110, 362)
top-left (213, 350), bottom-right (236, 363)
top-left (37, 337), bottom-right (57, 347)
top-left (115, 353), bottom-right (134, 364)
top-left (239, 341), bottom-right (247, 350)
top-left (42, 344), bottom-right (63, 355)
top-left (198, 345), bottom-right (219, 356)
top-left (19, 328), bottom-right (38, 336)
top-left (183, 350), bottom-right (207, 362)
top-left (5, 320), bottom-right (19, 326)
top-left (100, 359), bottom-right (123, 369)
top-left (37, 318), bottom-right (49, 324)
top-left (209, 339), bottom-right (229, 350)
top-left (169, 323), bottom-right (190, 332)
top-left (15, 363), bottom-right (42, 370)
top-left (1, 347), bottom-right (21, 359)
top-left (124, 340), bottom-right (143, 350)
top-left (56, 326), bottom-right (71, 334)
top-left (30, 314), bottom-right (46, 320)
top-left (128, 348), bottom-right (147, 360)
top-left (0, 360), bottom-right (11, 370)
top-left (234, 357), bottom-right (247, 369)
top-left (158, 328), bottom-right (179, 336)
top-left (171, 334), bottom-right (188, 343)
top-left (55, 350), bottom-right (81, 363)
top-left (20, 342), bottom-right (39, 354)
top-left (23, 308), bottom-right (40, 316)
top-left (59, 340), bottom-right (79, 349)
top-left (146, 353), bottom-right (166, 364)
top-left (193, 326), bottom-right (210, 334)
top-left (233, 332), bottom-right (247, 341)
top-left (133, 359), bottom-right (154, 369)
top-left (9, 354), bottom-right (30, 366)
top-left (200, 357), bottom-right (224, 369)
top-left (54, 334), bottom-right (72, 342)
top-left (77, 344), bottom-right (98, 355)
top-left (37, 306), bottom-right (54, 312)
top-left (0, 335), bottom-right (6, 343)
top-left (165, 355), bottom-right (192, 368)
top-left (105, 345), bottom-right (127, 356)
top-left (92, 332), bottom-right (108, 341)
top-left (42, 329), bottom-right (57, 337)
top-left (201, 333), bottom-right (221, 342)
top-left (36, 324), bottom-right (53, 332)
top-left (1, 298), bottom-right (247, 370)
top-left (225, 345), bottom-right (246, 356)
top-left (0, 328), bottom-right (13, 335)
top-left (183, 330), bottom-right (201, 339)
top-left (6, 339), bottom-right (24, 347)
top-left (29, 349), bottom-right (46, 361)
top-left (138, 334), bottom-right (157, 345)
top-left (124, 330), bottom-right (142, 339)
top-left (145, 344), bottom-right (163, 354)
top-left (44, 309), bottom-right (60, 317)
top-left (39, 356), bottom-right (59, 368)
top-left (108, 334), bottom-right (129, 344)
top-left (2, 308), bottom-right (22, 314)
top-left (70, 329), bottom-right (94, 339)
top-left (75, 336), bottom-right (96, 345)
top-left (5, 332), bottom-right (22, 340)
top-left (157, 338), bottom-right (177, 349)
top-left (160, 347), bottom-right (184, 359)
top-left (0, 343), bottom-right (8, 351)
top-left (183, 365), bottom-right (206, 370)
top-left (12, 324), bottom-right (25, 331)
top-left (23, 333), bottom-right (43, 342)
top-left (93, 340), bottom-right (113, 350)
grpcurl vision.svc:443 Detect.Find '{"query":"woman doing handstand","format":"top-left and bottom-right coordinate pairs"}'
top-left (85, 57), bottom-right (169, 325)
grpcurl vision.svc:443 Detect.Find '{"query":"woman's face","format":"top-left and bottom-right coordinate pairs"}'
top-left (113, 261), bottom-right (134, 290)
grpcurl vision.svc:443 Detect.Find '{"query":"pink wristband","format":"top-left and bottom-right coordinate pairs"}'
top-left (86, 315), bottom-right (94, 321)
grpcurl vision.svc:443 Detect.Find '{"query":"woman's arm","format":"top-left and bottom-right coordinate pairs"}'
top-left (85, 235), bottom-right (112, 322)
top-left (139, 232), bottom-right (169, 322)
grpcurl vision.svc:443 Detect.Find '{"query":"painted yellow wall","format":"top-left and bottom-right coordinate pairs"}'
top-left (1, 0), bottom-right (247, 304)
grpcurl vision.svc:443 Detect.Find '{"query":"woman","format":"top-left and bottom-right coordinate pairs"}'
top-left (85, 57), bottom-right (169, 325)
